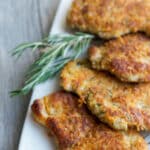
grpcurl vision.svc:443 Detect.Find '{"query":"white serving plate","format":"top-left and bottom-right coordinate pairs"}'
top-left (18, 0), bottom-right (73, 149)
top-left (18, 0), bottom-right (150, 149)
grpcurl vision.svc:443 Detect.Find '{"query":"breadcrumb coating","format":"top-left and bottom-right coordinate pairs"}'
top-left (61, 60), bottom-right (150, 131)
top-left (67, 0), bottom-right (150, 39)
top-left (89, 33), bottom-right (150, 82)
top-left (32, 91), bottom-right (147, 150)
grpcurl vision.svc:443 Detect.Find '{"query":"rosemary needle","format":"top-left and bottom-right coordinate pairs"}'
top-left (11, 32), bottom-right (94, 96)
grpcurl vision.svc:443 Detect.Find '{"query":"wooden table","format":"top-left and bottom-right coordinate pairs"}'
top-left (0, 0), bottom-right (59, 149)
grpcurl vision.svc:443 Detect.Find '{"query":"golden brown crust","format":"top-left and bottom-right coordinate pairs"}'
top-left (32, 91), bottom-right (96, 149)
top-left (67, 0), bottom-right (150, 39)
top-left (60, 60), bottom-right (150, 131)
top-left (31, 91), bottom-right (147, 150)
top-left (89, 33), bottom-right (150, 82)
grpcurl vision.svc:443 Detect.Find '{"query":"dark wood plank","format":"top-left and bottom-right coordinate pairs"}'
top-left (0, 0), bottom-right (59, 149)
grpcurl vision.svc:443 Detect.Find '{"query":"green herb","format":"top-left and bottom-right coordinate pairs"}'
top-left (11, 32), bottom-right (94, 96)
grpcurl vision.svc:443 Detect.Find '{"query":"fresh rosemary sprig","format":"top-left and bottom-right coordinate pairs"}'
top-left (11, 32), bottom-right (94, 96)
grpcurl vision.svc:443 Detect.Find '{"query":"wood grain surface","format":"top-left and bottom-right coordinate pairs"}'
top-left (0, 0), bottom-right (59, 149)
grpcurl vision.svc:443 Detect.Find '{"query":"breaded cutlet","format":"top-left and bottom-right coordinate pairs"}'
top-left (89, 33), bottom-right (150, 82)
top-left (31, 91), bottom-right (148, 150)
top-left (60, 60), bottom-right (150, 131)
top-left (67, 0), bottom-right (150, 39)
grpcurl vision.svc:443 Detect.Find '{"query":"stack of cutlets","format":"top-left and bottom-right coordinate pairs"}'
top-left (31, 0), bottom-right (150, 149)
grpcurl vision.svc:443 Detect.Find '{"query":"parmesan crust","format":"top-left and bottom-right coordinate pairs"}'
top-left (31, 91), bottom-right (147, 150)
top-left (67, 0), bottom-right (150, 39)
top-left (89, 33), bottom-right (150, 82)
top-left (61, 60), bottom-right (150, 131)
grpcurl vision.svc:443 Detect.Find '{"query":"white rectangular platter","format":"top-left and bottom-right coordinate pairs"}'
top-left (18, 0), bottom-right (150, 149)
top-left (18, 0), bottom-right (73, 149)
